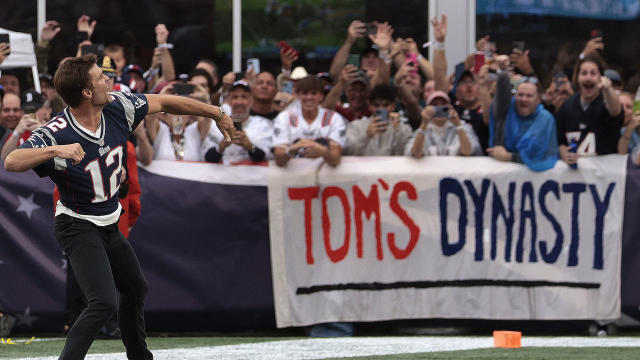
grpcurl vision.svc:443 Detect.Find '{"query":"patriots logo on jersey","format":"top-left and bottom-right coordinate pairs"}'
top-left (124, 92), bottom-right (147, 109)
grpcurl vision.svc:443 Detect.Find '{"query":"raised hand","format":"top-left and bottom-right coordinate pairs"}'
top-left (155, 24), bottom-right (169, 45)
top-left (599, 75), bottom-right (612, 90)
top-left (366, 116), bottom-right (387, 137)
top-left (369, 22), bottom-right (394, 51)
top-left (280, 47), bottom-right (298, 72)
top-left (510, 49), bottom-right (533, 75)
top-left (420, 106), bottom-right (435, 127)
top-left (77, 15), bottom-right (97, 39)
top-left (339, 64), bottom-right (359, 85)
top-left (41, 21), bottom-right (61, 41)
top-left (582, 36), bottom-right (604, 57)
top-left (347, 20), bottom-right (366, 42)
top-left (431, 14), bottom-right (448, 43)
top-left (0, 43), bottom-right (10, 65)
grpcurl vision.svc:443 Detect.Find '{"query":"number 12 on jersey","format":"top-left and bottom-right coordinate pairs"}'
top-left (84, 146), bottom-right (123, 203)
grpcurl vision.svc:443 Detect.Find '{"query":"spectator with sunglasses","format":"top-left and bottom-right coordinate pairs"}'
top-left (487, 73), bottom-right (558, 171)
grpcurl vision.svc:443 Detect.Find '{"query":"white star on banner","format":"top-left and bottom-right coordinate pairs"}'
top-left (16, 194), bottom-right (41, 219)
top-left (61, 257), bottom-right (67, 270)
top-left (15, 307), bottom-right (39, 328)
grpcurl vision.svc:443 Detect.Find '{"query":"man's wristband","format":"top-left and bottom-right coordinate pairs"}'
top-left (434, 41), bottom-right (445, 50)
top-left (12, 130), bottom-right (19, 138)
top-left (157, 43), bottom-right (174, 49)
top-left (214, 107), bottom-right (225, 123)
top-left (379, 50), bottom-right (392, 65)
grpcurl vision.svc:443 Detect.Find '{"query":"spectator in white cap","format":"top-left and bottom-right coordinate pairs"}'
top-left (405, 90), bottom-right (481, 157)
top-left (202, 80), bottom-right (273, 164)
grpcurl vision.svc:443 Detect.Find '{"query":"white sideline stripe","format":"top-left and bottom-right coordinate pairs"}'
top-left (20, 336), bottom-right (640, 360)
top-left (141, 160), bottom-right (268, 186)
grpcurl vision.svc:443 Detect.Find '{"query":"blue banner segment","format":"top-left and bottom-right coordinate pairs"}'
top-left (477, 0), bottom-right (640, 20)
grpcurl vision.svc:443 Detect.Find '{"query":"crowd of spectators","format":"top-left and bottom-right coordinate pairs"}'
top-left (2, 13), bottom-right (636, 171)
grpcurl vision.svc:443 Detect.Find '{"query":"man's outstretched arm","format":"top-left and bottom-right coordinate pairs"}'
top-left (5, 144), bottom-right (85, 172)
top-left (145, 94), bottom-right (236, 142)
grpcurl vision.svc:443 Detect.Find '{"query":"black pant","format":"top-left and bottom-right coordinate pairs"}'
top-left (55, 214), bottom-right (153, 360)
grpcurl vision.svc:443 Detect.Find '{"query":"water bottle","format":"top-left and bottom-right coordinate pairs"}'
top-left (569, 138), bottom-right (578, 169)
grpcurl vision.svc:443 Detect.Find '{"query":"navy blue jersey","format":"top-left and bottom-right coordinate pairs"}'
top-left (18, 92), bottom-right (148, 216)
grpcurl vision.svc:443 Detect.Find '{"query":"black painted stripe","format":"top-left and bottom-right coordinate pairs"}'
top-left (296, 279), bottom-right (600, 295)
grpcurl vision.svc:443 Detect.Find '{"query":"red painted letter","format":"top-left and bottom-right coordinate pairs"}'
top-left (288, 187), bottom-right (319, 264)
top-left (322, 186), bottom-right (352, 263)
top-left (388, 181), bottom-right (420, 259)
top-left (352, 184), bottom-right (382, 260)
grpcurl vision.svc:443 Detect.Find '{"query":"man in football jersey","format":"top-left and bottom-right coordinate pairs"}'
top-left (273, 75), bottom-right (346, 167)
top-left (4, 55), bottom-right (234, 360)
top-left (556, 55), bottom-right (622, 165)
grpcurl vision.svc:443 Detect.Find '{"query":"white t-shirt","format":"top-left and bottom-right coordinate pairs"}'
top-left (201, 115), bottom-right (274, 164)
top-left (272, 105), bottom-right (346, 147)
top-left (153, 122), bottom-right (203, 161)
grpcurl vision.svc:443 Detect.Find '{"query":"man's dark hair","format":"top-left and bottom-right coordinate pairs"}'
top-left (54, 55), bottom-right (97, 108)
top-left (188, 68), bottom-right (215, 94)
top-left (197, 58), bottom-right (219, 79)
top-left (369, 84), bottom-right (396, 103)
top-left (572, 54), bottom-right (605, 88)
top-left (295, 76), bottom-right (324, 94)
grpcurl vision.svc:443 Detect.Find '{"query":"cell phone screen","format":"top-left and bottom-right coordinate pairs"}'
top-left (247, 58), bottom-right (260, 74)
top-left (347, 54), bottom-right (361, 68)
top-left (0, 34), bottom-right (9, 45)
top-left (633, 100), bottom-right (640, 114)
top-left (375, 109), bottom-right (388, 122)
top-left (282, 81), bottom-right (293, 94)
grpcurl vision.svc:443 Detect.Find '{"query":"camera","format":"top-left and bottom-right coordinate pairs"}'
top-left (173, 83), bottom-right (194, 96)
top-left (366, 22), bottom-right (377, 35)
top-left (434, 105), bottom-right (450, 118)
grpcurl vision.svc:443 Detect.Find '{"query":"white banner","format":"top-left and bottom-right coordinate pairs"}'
top-left (268, 156), bottom-right (628, 328)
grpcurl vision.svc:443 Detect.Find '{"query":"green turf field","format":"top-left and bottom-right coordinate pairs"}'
top-left (1, 336), bottom-right (640, 359)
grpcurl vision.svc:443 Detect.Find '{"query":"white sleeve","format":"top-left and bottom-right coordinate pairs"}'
top-left (462, 123), bottom-right (483, 156)
top-left (328, 112), bottom-right (347, 147)
top-left (252, 118), bottom-right (275, 159)
top-left (343, 118), bottom-right (370, 155)
top-left (404, 130), bottom-right (419, 156)
top-left (272, 111), bottom-right (291, 147)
